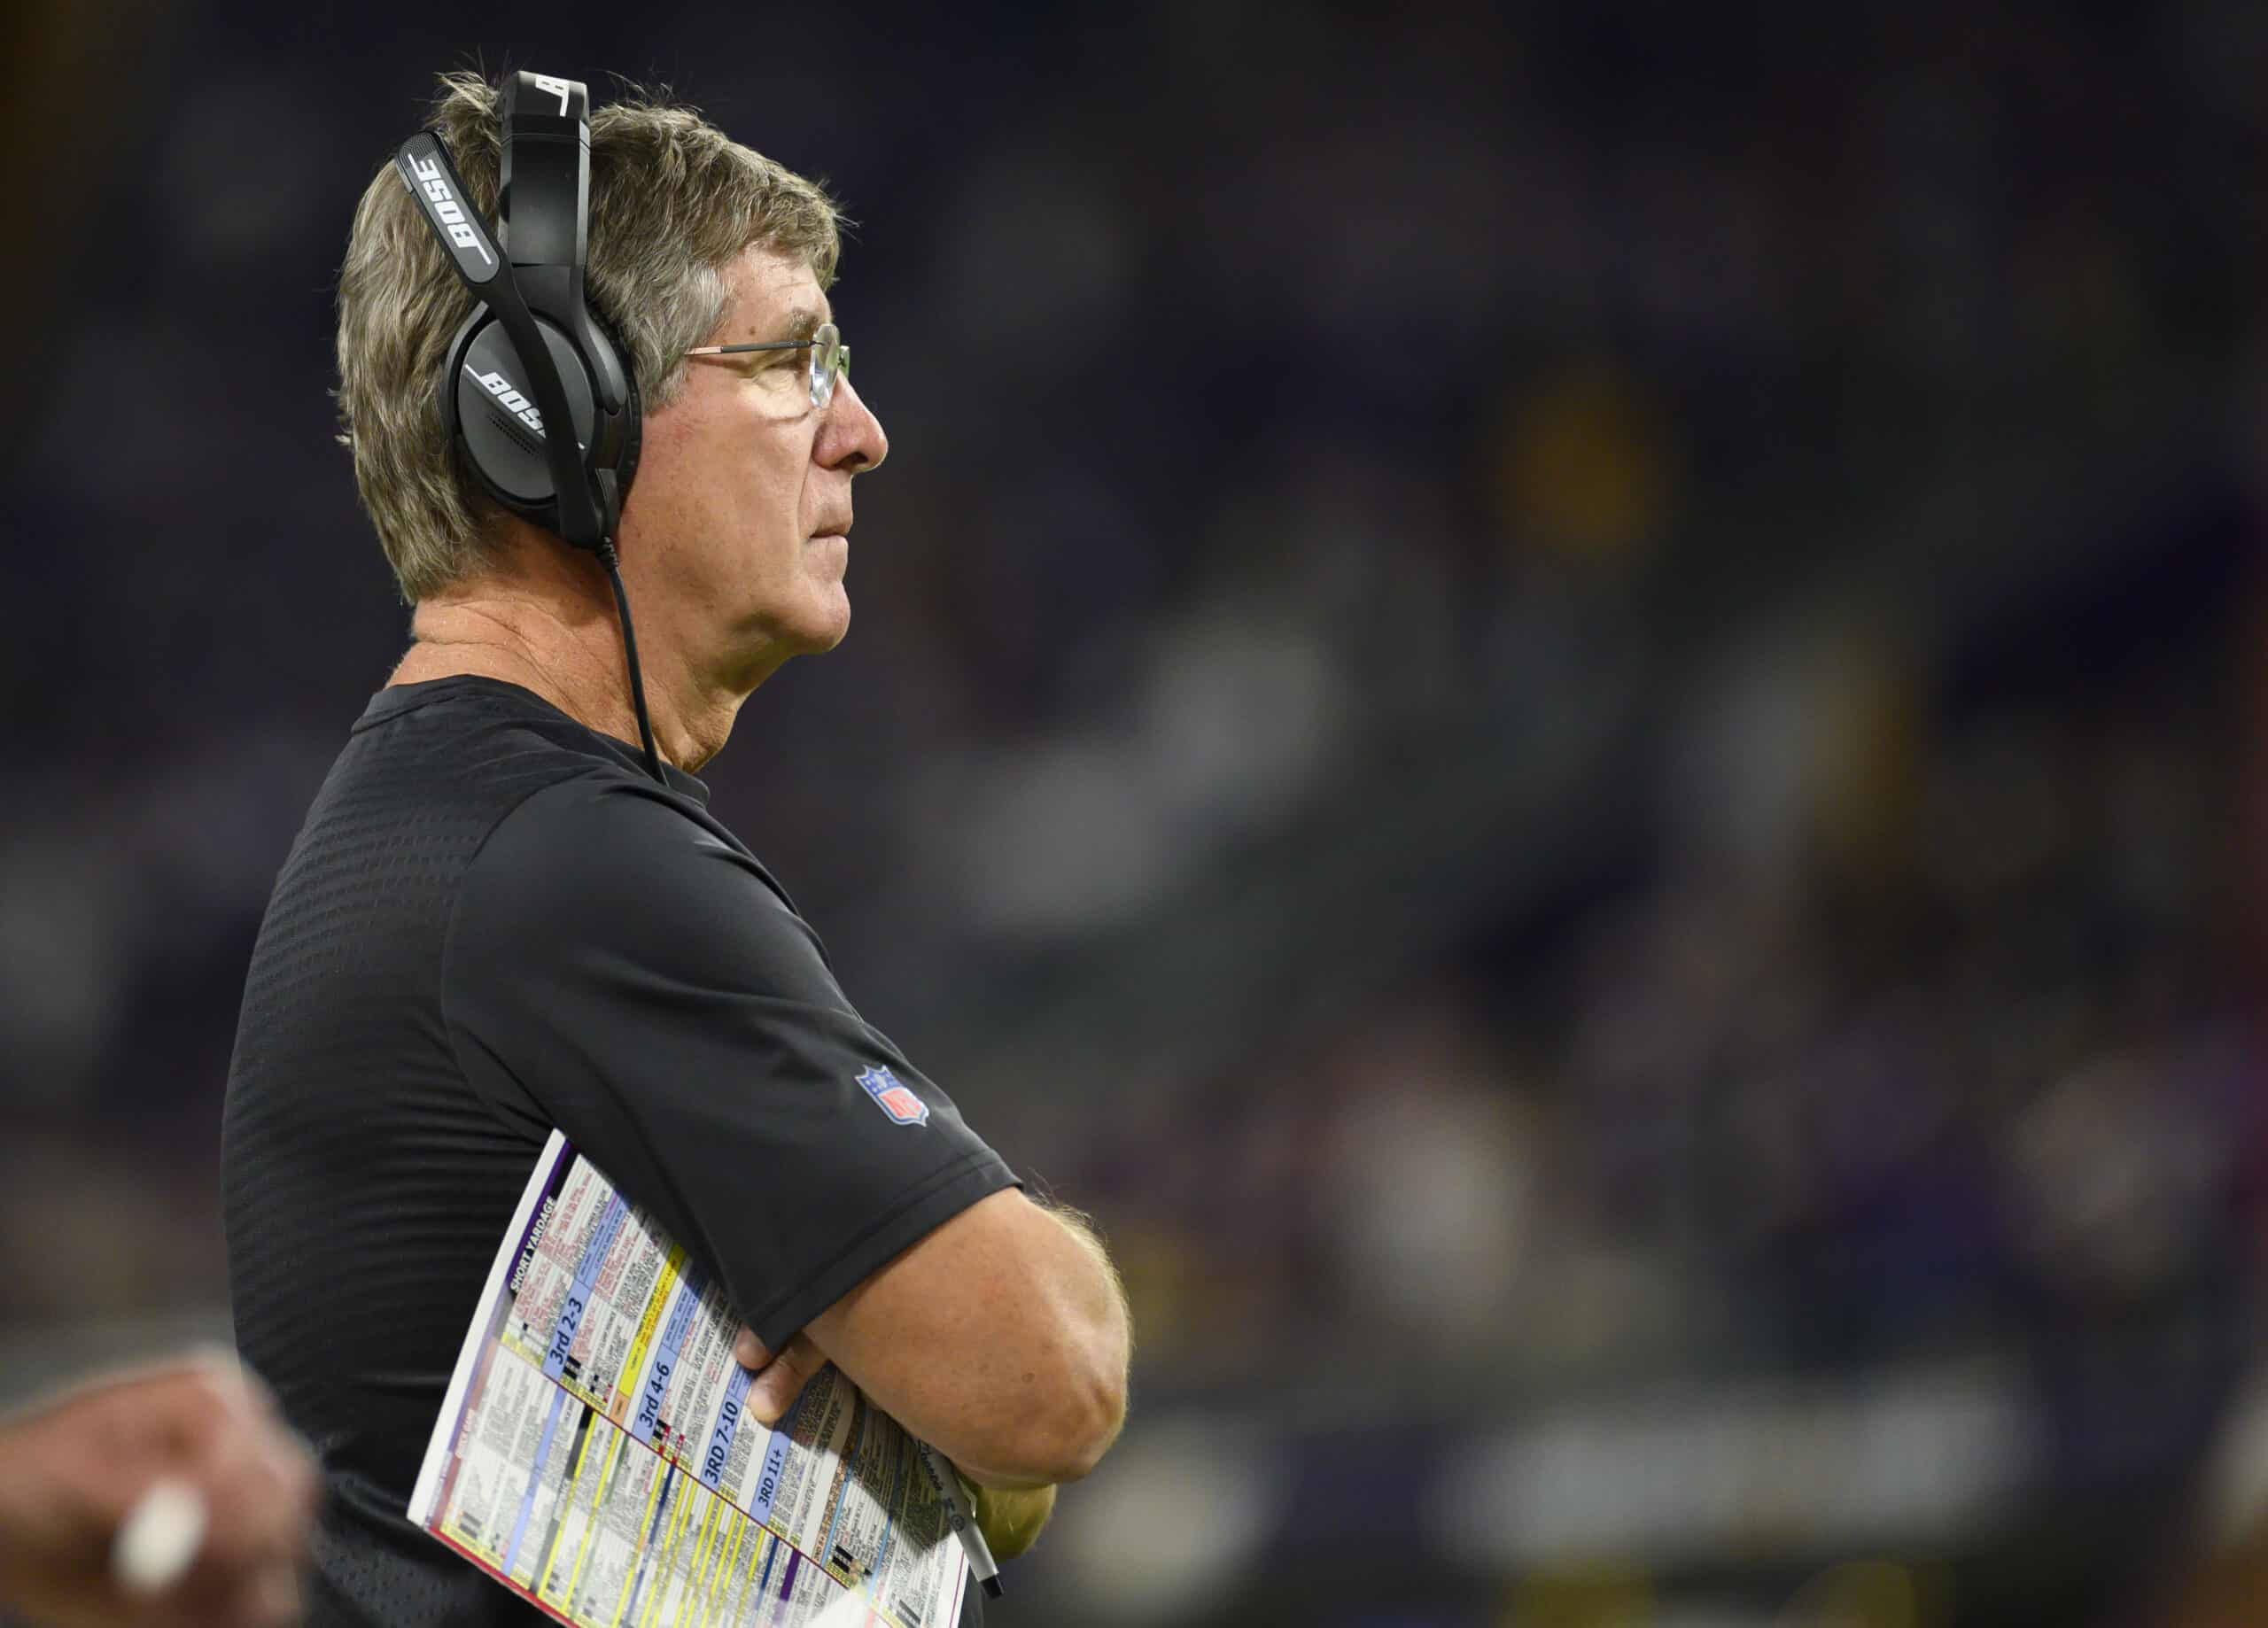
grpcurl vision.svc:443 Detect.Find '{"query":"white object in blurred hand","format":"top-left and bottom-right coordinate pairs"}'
top-left (110, 1477), bottom-right (208, 1595)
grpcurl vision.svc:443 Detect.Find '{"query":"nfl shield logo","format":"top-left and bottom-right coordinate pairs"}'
top-left (857, 1065), bottom-right (930, 1127)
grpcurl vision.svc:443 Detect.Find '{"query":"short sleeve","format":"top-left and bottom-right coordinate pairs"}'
top-left (443, 771), bottom-right (1019, 1349)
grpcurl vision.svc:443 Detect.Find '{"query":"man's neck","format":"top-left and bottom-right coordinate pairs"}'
top-left (391, 583), bottom-right (734, 771)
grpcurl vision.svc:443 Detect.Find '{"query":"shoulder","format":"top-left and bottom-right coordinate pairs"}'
top-left (299, 680), bottom-right (649, 863)
top-left (474, 762), bottom-right (726, 857)
top-left (454, 769), bottom-right (828, 989)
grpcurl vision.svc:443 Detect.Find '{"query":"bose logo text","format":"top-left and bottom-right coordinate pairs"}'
top-left (408, 154), bottom-right (494, 267)
top-left (472, 368), bottom-right (546, 438)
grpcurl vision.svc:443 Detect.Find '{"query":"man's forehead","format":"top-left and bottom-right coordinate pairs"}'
top-left (717, 246), bottom-right (831, 341)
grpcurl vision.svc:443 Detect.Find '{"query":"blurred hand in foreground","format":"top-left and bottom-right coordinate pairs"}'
top-left (0, 1349), bottom-right (318, 1628)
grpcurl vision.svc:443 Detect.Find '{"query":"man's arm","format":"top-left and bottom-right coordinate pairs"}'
top-left (734, 1343), bottom-right (1062, 1555)
top-left (739, 1198), bottom-right (1131, 1491)
top-left (809, 1193), bottom-right (1128, 1489)
top-left (454, 782), bottom-right (1131, 1490)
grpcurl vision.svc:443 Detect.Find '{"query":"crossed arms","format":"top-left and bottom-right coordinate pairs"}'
top-left (738, 1191), bottom-right (1131, 1511)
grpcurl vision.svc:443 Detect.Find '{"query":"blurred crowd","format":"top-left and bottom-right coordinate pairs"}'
top-left (9, 0), bottom-right (2268, 1622)
top-left (1092, 585), bottom-right (2254, 1400)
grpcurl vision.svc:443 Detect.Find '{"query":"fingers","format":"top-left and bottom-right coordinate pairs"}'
top-left (141, 1367), bottom-right (310, 1628)
top-left (732, 1326), bottom-right (771, 1370)
top-left (111, 1480), bottom-right (208, 1595)
top-left (197, 1387), bottom-right (315, 1560)
top-left (178, 1452), bottom-right (314, 1625)
top-left (743, 1334), bottom-right (827, 1425)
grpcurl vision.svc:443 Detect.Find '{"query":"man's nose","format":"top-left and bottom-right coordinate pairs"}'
top-left (821, 377), bottom-right (888, 474)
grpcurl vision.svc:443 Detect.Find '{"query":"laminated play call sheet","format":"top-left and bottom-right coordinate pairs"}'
top-left (409, 1131), bottom-right (969, 1628)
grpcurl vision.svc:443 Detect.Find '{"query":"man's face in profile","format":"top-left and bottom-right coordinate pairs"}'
top-left (622, 244), bottom-right (889, 678)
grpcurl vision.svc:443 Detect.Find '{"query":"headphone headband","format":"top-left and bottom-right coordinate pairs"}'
top-left (500, 75), bottom-right (587, 287)
top-left (506, 72), bottom-right (587, 128)
top-left (500, 73), bottom-right (628, 416)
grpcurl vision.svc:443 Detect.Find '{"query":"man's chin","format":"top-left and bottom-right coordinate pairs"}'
top-left (752, 581), bottom-right (850, 661)
top-left (807, 546), bottom-right (851, 650)
top-left (794, 590), bottom-right (851, 655)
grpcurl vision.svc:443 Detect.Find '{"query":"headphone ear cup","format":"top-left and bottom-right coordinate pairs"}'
top-left (439, 306), bottom-right (540, 522)
top-left (439, 306), bottom-right (482, 479)
top-left (586, 306), bottom-right (642, 511)
top-left (441, 302), bottom-right (641, 539)
top-left (613, 353), bottom-right (643, 501)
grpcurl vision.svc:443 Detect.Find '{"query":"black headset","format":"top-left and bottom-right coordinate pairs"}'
top-left (392, 71), bottom-right (664, 782)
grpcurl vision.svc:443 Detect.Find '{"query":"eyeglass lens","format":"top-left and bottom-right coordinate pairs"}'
top-left (808, 323), bottom-right (844, 408)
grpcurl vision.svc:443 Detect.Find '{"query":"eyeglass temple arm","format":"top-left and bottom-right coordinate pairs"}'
top-left (685, 340), bottom-right (818, 356)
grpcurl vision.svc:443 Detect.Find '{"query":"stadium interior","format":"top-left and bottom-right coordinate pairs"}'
top-left (4, 2), bottom-right (2267, 1624)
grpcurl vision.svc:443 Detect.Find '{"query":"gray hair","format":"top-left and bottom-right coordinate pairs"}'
top-left (335, 72), bottom-right (843, 601)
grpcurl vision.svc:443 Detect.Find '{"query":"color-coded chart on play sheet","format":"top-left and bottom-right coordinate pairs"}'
top-left (410, 1132), bottom-right (969, 1628)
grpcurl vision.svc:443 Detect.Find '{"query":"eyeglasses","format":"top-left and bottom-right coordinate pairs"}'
top-left (684, 322), bottom-right (850, 409)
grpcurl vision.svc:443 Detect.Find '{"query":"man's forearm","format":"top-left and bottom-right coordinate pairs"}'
top-left (958, 1209), bottom-right (1124, 1554)
top-left (1041, 1201), bottom-right (1132, 1380)
top-left (804, 1186), bottom-right (1133, 1490)
top-left (1029, 1201), bottom-right (1131, 1469)
top-left (949, 1201), bottom-right (1131, 1491)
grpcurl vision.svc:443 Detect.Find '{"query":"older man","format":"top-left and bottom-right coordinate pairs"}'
top-left (222, 72), bottom-right (1129, 1627)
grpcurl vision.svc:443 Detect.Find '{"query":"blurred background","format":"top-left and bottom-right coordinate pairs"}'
top-left (4, 0), bottom-right (2267, 1624)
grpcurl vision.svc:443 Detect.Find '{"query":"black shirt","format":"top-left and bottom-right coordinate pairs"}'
top-left (222, 677), bottom-right (1014, 1627)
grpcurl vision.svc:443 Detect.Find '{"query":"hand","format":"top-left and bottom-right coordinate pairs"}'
top-left (0, 1348), bottom-right (319, 1628)
top-left (973, 1482), bottom-right (1056, 1562)
top-left (732, 1326), bottom-right (828, 1424)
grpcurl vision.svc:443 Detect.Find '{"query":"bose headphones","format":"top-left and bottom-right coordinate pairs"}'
top-left (392, 71), bottom-right (663, 781)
